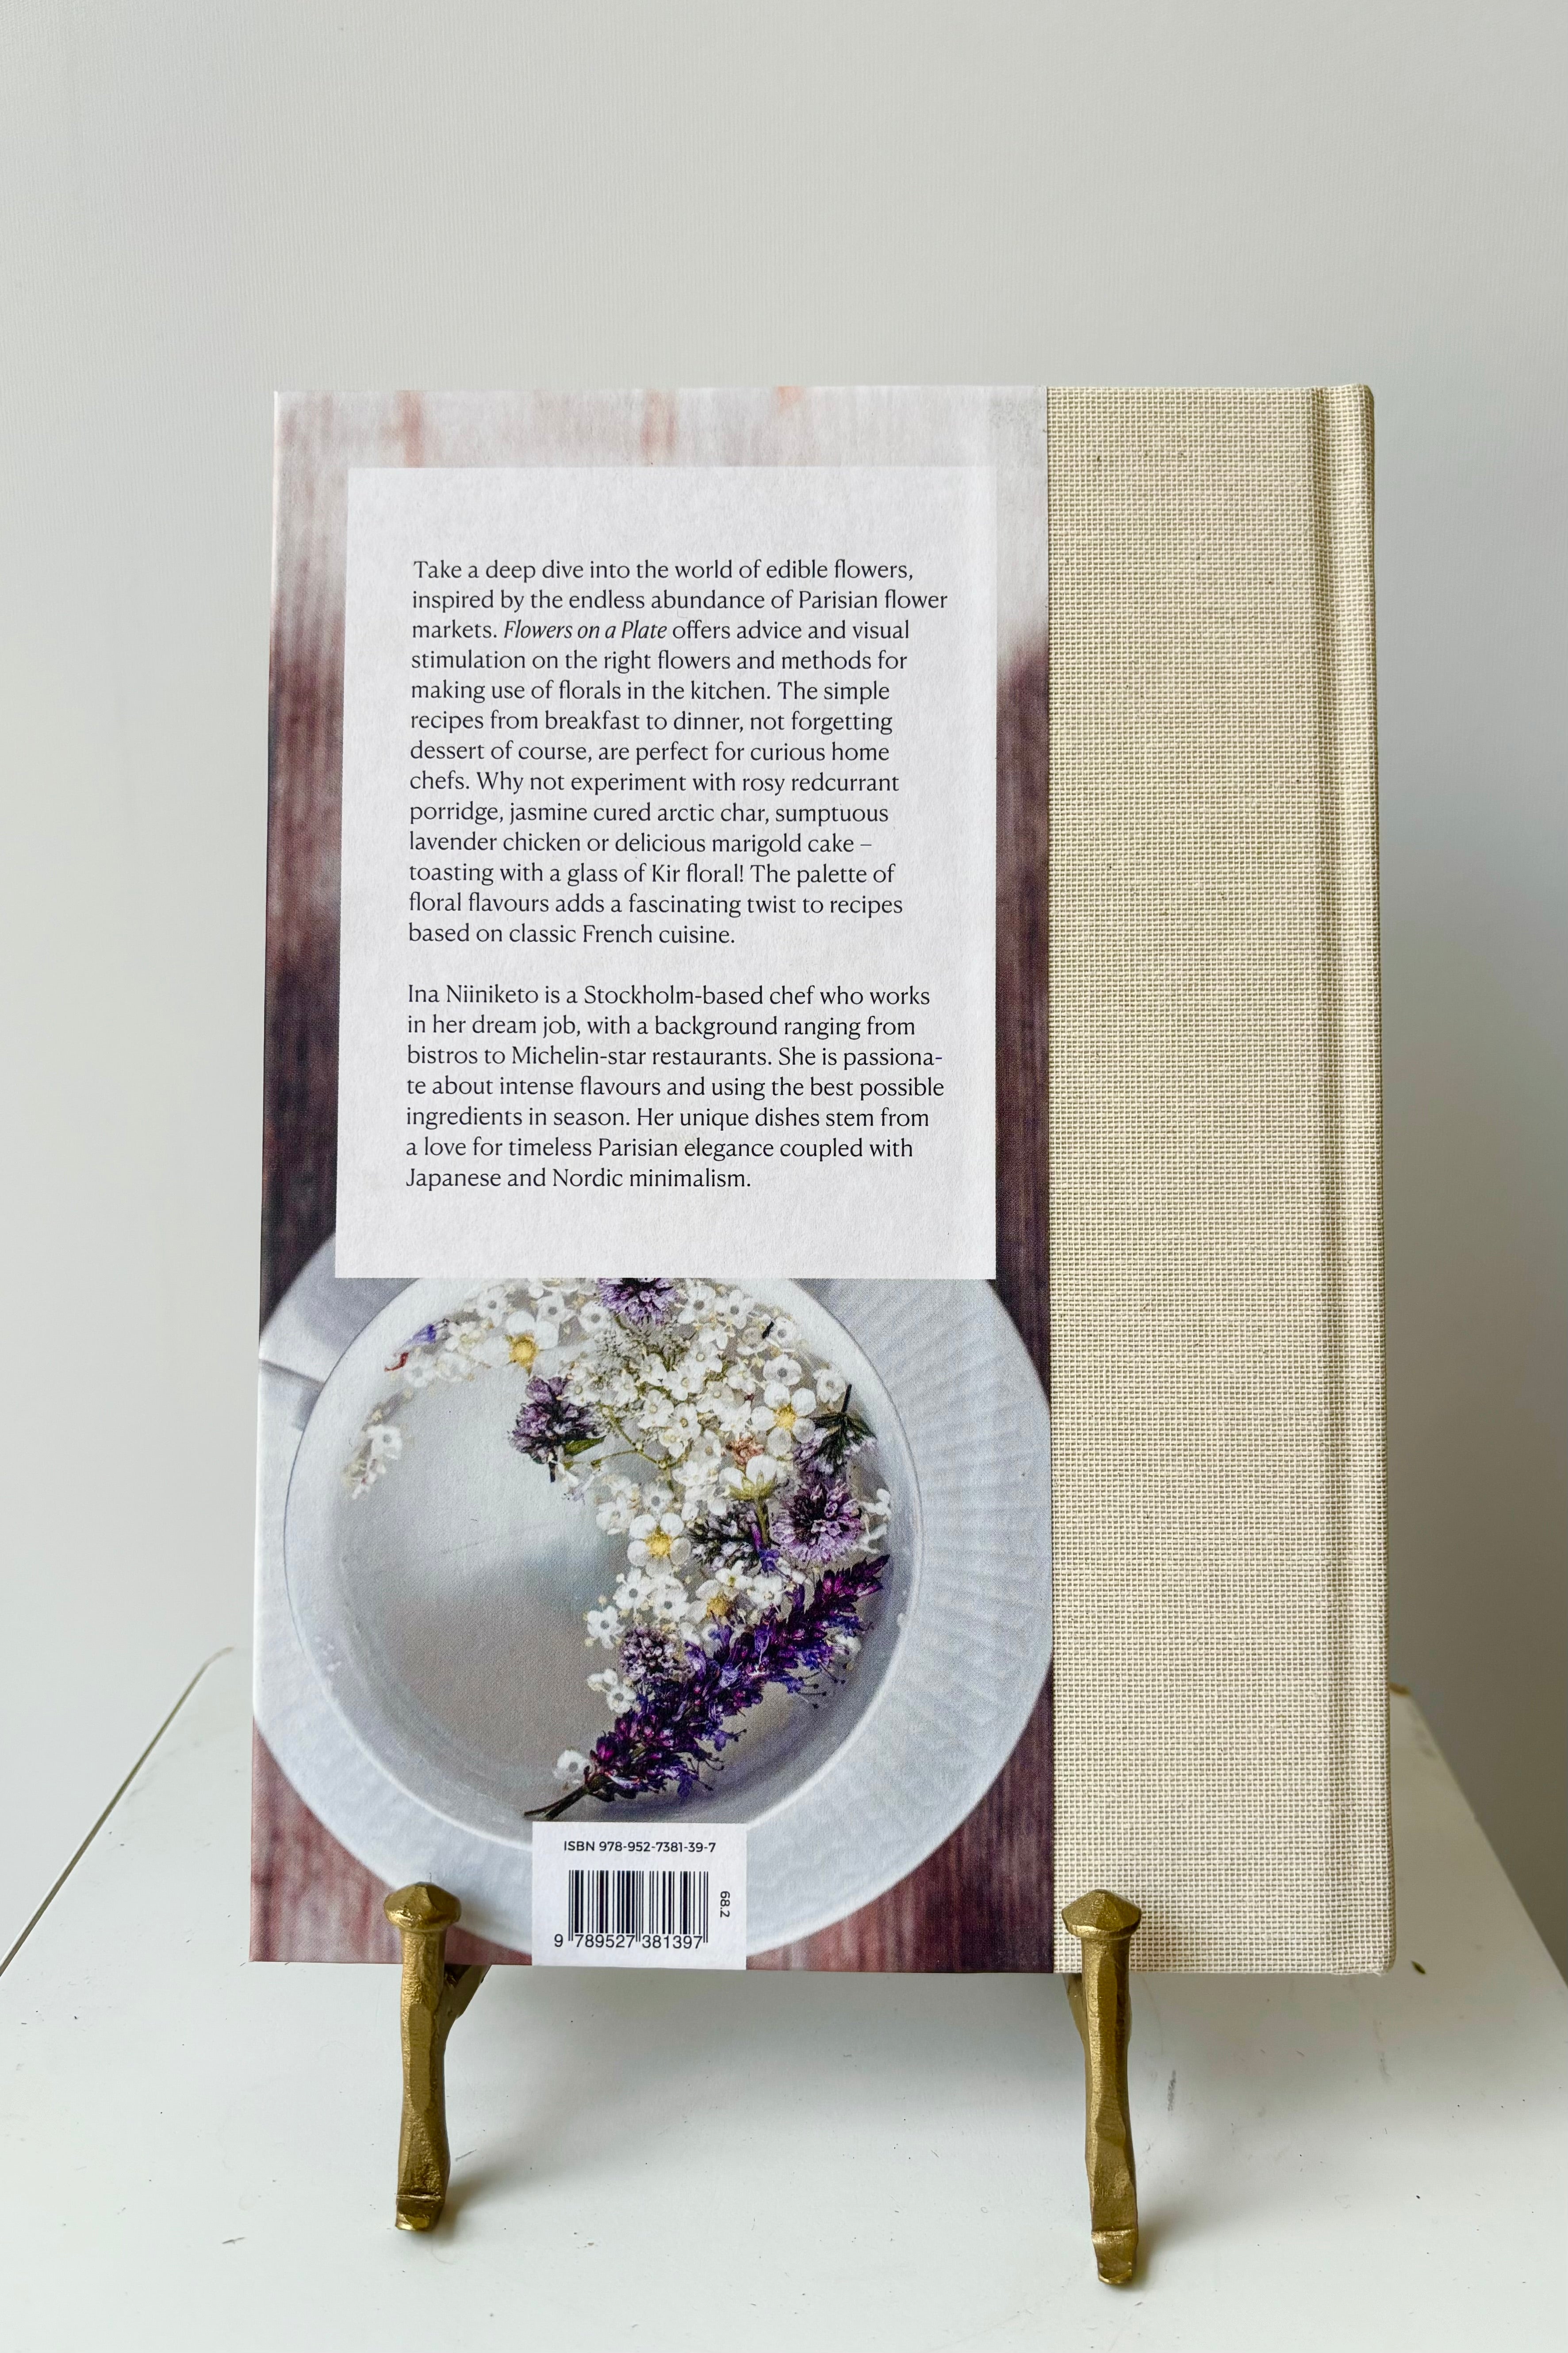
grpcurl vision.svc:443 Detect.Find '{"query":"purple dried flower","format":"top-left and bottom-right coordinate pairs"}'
top-left (510, 1374), bottom-right (602, 1478)
top-left (531, 1553), bottom-right (886, 1816)
top-left (619, 1626), bottom-right (685, 1687)
top-left (778, 1470), bottom-right (863, 1564)
top-left (597, 1277), bottom-right (679, 1327)
top-left (386, 1320), bottom-right (444, 1372)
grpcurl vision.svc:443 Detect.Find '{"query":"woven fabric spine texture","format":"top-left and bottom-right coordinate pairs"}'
top-left (1047, 386), bottom-right (1392, 1974)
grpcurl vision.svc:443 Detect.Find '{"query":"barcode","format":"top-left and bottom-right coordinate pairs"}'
top-left (534, 1823), bottom-right (744, 1969)
top-left (567, 1866), bottom-right (710, 1946)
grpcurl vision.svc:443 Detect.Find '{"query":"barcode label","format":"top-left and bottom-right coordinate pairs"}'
top-left (567, 1865), bottom-right (710, 1945)
top-left (532, 1822), bottom-right (747, 1969)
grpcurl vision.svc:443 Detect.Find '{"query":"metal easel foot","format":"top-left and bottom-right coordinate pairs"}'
top-left (383, 1884), bottom-right (489, 2231)
top-left (1061, 1889), bottom-right (1142, 2286)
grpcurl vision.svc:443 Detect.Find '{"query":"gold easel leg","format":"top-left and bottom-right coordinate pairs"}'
top-left (1062, 1890), bottom-right (1142, 2286)
top-left (383, 1884), bottom-right (489, 2232)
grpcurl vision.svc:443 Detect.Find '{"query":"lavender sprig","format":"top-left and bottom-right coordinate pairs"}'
top-left (530, 1553), bottom-right (886, 1818)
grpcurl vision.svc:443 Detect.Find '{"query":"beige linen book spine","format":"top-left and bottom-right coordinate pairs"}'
top-left (1048, 387), bottom-right (1391, 1973)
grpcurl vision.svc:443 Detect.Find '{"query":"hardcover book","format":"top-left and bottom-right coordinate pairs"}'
top-left (253, 385), bottom-right (1389, 1975)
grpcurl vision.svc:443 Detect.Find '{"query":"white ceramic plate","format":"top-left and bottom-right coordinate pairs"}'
top-left (256, 1244), bottom-right (1050, 1953)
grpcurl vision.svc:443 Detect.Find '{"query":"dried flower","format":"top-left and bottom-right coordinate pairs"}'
top-left (532, 1553), bottom-right (886, 1816)
top-left (597, 1277), bottom-right (679, 1328)
top-left (509, 1374), bottom-right (602, 1478)
top-left (778, 1468), bottom-right (863, 1563)
top-left (801, 1383), bottom-right (873, 1474)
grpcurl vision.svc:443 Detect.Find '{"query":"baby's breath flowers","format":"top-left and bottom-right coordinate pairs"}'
top-left (344, 1277), bottom-right (892, 1812)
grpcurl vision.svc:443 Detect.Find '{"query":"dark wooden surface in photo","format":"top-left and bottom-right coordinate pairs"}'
top-left (254, 394), bottom-right (1051, 1968)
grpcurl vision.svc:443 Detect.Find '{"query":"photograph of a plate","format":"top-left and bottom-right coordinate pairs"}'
top-left (257, 1245), bottom-right (1050, 1953)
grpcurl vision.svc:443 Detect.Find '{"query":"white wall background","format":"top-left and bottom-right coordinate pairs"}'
top-left (3, 0), bottom-right (1563, 1967)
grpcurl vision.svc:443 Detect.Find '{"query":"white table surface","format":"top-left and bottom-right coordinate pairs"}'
top-left (2, 1654), bottom-right (1563, 2353)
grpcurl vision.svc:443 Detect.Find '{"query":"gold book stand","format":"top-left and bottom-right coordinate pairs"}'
top-left (383, 1881), bottom-right (1143, 2284)
top-left (382, 1886), bottom-right (490, 2234)
top-left (1060, 1890), bottom-right (1142, 2284)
